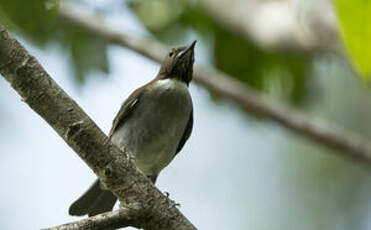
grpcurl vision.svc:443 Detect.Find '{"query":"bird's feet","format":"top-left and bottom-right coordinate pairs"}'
top-left (121, 146), bottom-right (136, 161)
top-left (164, 191), bottom-right (181, 208)
top-left (120, 146), bottom-right (126, 153)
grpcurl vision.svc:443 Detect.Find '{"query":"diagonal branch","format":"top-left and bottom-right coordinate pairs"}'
top-left (58, 6), bottom-right (371, 164)
top-left (0, 25), bottom-right (196, 230)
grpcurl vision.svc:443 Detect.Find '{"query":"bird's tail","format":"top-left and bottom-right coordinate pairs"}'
top-left (69, 179), bottom-right (117, 217)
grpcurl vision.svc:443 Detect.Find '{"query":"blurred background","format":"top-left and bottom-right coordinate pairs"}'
top-left (1, 0), bottom-right (371, 229)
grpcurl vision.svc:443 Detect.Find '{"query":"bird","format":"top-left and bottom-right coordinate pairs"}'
top-left (68, 40), bottom-right (196, 217)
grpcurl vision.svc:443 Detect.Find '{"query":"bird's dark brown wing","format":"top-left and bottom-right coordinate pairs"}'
top-left (108, 84), bottom-right (148, 138)
top-left (175, 110), bottom-right (193, 155)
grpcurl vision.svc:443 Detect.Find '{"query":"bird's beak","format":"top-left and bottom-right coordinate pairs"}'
top-left (178, 40), bottom-right (197, 59)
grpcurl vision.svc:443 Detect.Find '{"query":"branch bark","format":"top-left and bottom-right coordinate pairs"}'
top-left (58, 6), bottom-right (371, 164)
top-left (43, 208), bottom-right (137, 230)
top-left (0, 25), bottom-right (196, 230)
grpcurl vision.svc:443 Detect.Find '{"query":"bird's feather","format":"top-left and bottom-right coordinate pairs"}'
top-left (175, 110), bottom-right (193, 155)
top-left (109, 80), bottom-right (193, 158)
top-left (108, 82), bottom-right (151, 138)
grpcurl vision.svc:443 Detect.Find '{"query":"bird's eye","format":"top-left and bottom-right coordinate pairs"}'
top-left (168, 51), bottom-right (174, 57)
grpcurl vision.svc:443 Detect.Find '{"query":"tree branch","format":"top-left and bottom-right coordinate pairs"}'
top-left (43, 208), bottom-right (137, 230)
top-left (57, 6), bottom-right (371, 164)
top-left (0, 25), bottom-right (196, 230)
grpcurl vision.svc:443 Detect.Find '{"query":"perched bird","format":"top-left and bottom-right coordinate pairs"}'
top-left (69, 40), bottom-right (196, 217)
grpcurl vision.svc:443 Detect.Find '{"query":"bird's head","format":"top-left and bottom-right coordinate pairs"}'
top-left (158, 40), bottom-right (196, 85)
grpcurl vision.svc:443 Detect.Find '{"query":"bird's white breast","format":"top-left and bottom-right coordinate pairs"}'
top-left (154, 78), bottom-right (189, 92)
top-left (111, 78), bottom-right (192, 176)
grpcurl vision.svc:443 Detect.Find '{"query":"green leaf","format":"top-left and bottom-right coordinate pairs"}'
top-left (62, 26), bottom-right (109, 84)
top-left (0, 0), bottom-right (58, 46)
top-left (0, 0), bottom-right (110, 84)
top-left (129, 0), bottom-right (186, 32)
top-left (335, 0), bottom-right (371, 81)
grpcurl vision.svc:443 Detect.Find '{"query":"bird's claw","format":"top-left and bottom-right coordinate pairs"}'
top-left (163, 191), bottom-right (181, 207)
top-left (173, 202), bottom-right (181, 208)
top-left (121, 146), bottom-right (136, 161)
top-left (120, 146), bottom-right (126, 153)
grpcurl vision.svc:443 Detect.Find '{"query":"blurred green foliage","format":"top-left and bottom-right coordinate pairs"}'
top-left (335, 0), bottom-right (371, 81)
top-left (60, 25), bottom-right (109, 83)
top-left (0, 0), bottom-right (109, 84)
top-left (129, 0), bottom-right (312, 104)
top-left (0, 0), bottom-right (314, 102)
top-left (0, 0), bottom-right (57, 45)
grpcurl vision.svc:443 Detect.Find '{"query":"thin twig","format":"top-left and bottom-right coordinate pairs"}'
top-left (43, 208), bottom-right (137, 230)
